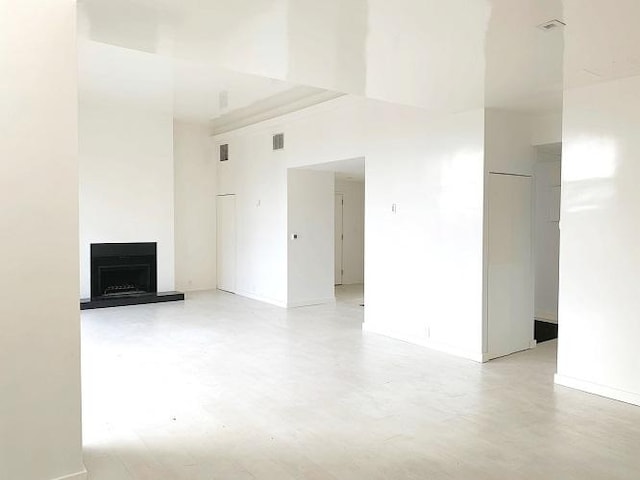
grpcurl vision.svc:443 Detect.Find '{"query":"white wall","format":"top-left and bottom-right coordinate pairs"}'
top-left (287, 169), bottom-right (336, 306)
top-left (79, 102), bottom-right (175, 298)
top-left (174, 121), bottom-right (217, 292)
top-left (364, 105), bottom-right (486, 361)
top-left (215, 97), bottom-right (487, 361)
top-left (485, 109), bottom-right (536, 175)
top-left (531, 112), bottom-right (563, 146)
top-left (0, 1), bottom-right (85, 479)
top-left (215, 98), bottom-right (369, 306)
top-left (216, 125), bottom-right (290, 305)
top-left (533, 152), bottom-right (561, 322)
top-left (556, 74), bottom-right (640, 406)
top-left (335, 178), bottom-right (365, 285)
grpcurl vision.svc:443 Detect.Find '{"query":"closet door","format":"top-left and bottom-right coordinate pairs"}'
top-left (487, 173), bottom-right (534, 359)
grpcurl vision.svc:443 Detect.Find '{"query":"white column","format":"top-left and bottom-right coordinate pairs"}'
top-left (0, 1), bottom-right (85, 479)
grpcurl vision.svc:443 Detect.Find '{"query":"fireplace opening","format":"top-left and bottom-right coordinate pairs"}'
top-left (99, 264), bottom-right (151, 296)
top-left (91, 243), bottom-right (157, 300)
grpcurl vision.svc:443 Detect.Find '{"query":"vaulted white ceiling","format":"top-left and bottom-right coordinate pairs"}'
top-left (78, 39), bottom-right (313, 123)
top-left (78, 0), bottom-right (635, 121)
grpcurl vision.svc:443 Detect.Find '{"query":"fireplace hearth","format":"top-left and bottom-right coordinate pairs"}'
top-left (81, 242), bottom-right (183, 310)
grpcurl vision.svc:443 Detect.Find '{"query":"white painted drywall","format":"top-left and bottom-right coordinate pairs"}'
top-left (174, 121), bottom-right (217, 292)
top-left (79, 101), bottom-right (175, 298)
top-left (0, 1), bottom-right (85, 479)
top-left (335, 179), bottom-right (365, 285)
top-left (213, 98), bottom-right (372, 306)
top-left (216, 97), bottom-right (487, 360)
top-left (216, 195), bottom-right (237, 293)
top-left (287, 169), bottom-right (336, 306)
top-left (485, 109), bottom-right (536, 175)
top-left (215, 125), bottom-right (290, 306)
top-left (364, 105), bottom-right (486, 361)
top-left (556, 74), bottom-right (640, 406)
top-left (531, 112), bottom-right (563, 146)
top-left (533, 153), bottom-right (561, 323)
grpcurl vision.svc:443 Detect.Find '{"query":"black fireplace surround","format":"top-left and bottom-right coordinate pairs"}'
top-left (81, 242), bottom-right (183, 310)
top-left (91, 242), bottom-right (157, 299)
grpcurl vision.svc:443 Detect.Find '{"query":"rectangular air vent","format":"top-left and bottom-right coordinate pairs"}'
top-left (219, 143), bottom-right (229, 162)
top-left (273, 133), bottom-right (284, 151)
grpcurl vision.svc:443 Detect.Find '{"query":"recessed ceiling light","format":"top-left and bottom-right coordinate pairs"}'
top-left (537, 19), bottom-right (566, 32)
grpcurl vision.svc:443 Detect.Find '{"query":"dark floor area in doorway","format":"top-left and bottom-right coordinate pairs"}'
top-left (535, 320), bottom-right (558, 343)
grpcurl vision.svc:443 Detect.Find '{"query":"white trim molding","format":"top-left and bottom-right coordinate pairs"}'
top-left (51, 467), bottom-right (88, 480)
top-left (233, 290), bottom-right (287, 309)
top-left (287, 297), bottom-right (336, 308)
top-left (555, 374), bottom-right (640, 407)
top-left (363, 322), bottom-right (485, 363)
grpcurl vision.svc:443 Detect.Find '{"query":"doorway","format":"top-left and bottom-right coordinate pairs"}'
top-left (334, 177), bottom-right (365, 289)
top-left (533, 143), bottom-right (562, 342)
top-left (288, 157), bottom-right (365, 308)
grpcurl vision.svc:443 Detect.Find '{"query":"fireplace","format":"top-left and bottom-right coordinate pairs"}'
top-left (91, 242), bottom-right (157, 299)
top-left (82, 242), bottom-right (183, 310)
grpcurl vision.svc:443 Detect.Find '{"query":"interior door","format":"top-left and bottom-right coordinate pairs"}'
top-left (216, 194), bottom-right (236, 293)
top-left (487, 173), bottom-right (534, 360)
top-left (335, 193), bottom-right (344, 285)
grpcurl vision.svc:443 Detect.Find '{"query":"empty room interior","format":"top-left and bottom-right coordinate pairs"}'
top-left (4, 1), bottom-right (640, 479)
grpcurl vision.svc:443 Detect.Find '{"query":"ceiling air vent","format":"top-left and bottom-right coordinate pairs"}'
top-left (273, 133), bottom-right (285, 151)
top-left (219, 144), bottom-right (229, 162)
top-left (537, 19), bottom-right (565, 32)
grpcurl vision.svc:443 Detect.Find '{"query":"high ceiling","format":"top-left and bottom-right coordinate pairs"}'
top-left (77, 0), bottom-right (635, 120)
top-left (78, 39), bottom-right (313, 123)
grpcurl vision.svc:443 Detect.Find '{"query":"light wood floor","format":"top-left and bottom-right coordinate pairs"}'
top-left (82, 285), bottom-right (640, 479)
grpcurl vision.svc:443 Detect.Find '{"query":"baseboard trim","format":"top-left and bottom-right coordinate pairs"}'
top-left (287, 297), bottom-right (336, 308)
top-left (52, 467), bottom-right (88, 480)
top-left (483, 342), bottom-right (536, 362)
top-left (554, 374), bottom-right (640, 407)
top-left (234, 290), bottom-right (287, 308)
top-left (363, 323), bottom-right (484, 363)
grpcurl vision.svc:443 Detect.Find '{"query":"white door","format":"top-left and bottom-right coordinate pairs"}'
top-left (487, 173), bottom-right (534, 360)
top-left (335, 193), bottom-right (344, 285)
top-left (217, 195), bottom-right (236, 293)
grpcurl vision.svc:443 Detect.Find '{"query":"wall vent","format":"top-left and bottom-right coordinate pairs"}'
top-left (219, 144), bottom-right (229, 162)
top-left (273, 133), bottom-right (285, 151)
top-left (537, 19), bottom-right (565, 32)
